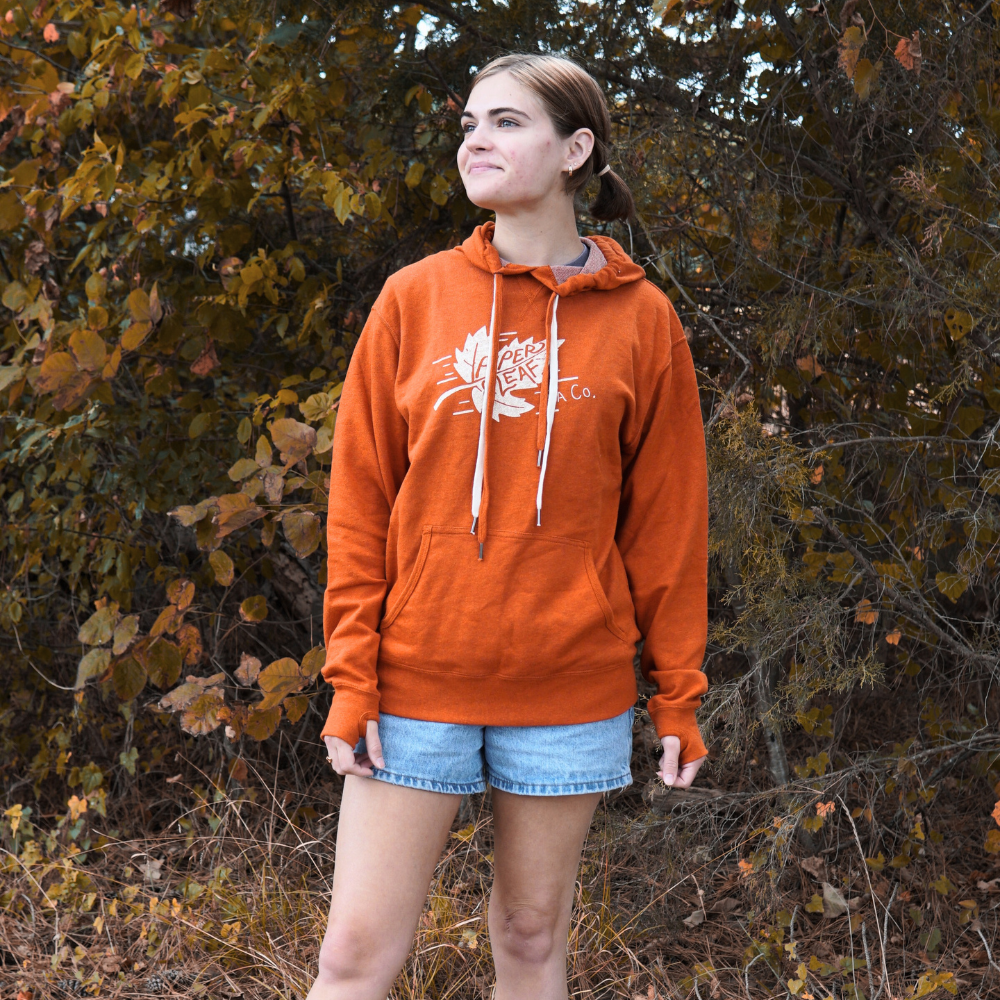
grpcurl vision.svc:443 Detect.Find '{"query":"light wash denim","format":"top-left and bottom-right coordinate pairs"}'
top-left (352, 706), bottom-right (635, 796)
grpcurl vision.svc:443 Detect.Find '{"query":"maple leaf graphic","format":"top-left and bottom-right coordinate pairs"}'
top-left (433, 326), bottom-right (564, 420)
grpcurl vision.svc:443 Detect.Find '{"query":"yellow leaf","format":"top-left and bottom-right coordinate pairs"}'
top-left (0, 190), bottom-right (25, 230)
top-left (69, 329), bottom-right (108, 371)
top-left (78, 604), bottom-right (118, 645)
top-left (36, 352), bottom-right (79, 393)
top-left (837, 26), bottom-right (865, 80)
top-left (121, 321), bottom-right (152, 351)
top-left (282, 510), bottom-right (321, 557)
top-left (5, 804), bottom-right (24, 837)
top-left (944, 308), bottom-right (974, 340)
top-left (404, 162), bottom-right (425, 188)
top-left (935, 572), bottom-right (968, 602)
top-left (853, 58), bottom-right (877, 99)
top-left (209, 549), bottom-right (235, 586)
top-left (240, 595), bottom-right (268, 622)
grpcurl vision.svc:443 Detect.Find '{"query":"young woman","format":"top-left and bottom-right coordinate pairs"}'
top-left (309, 53), bottom-right (709, 1000)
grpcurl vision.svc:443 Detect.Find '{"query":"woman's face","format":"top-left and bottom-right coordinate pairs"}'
top-left (457, 71), bottom-right (593, 215)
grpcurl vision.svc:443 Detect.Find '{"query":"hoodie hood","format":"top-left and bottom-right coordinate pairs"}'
top-left (453, 223), bottom-right (647, 557)
top-left (458, 220), bottom-right (647, 294)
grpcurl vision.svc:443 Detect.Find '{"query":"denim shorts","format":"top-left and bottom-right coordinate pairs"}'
top-left (352, 706), bottom-right (635, 796)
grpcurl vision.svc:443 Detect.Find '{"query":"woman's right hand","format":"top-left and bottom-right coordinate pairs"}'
top-left (324, 719), bottom-right (385, 777)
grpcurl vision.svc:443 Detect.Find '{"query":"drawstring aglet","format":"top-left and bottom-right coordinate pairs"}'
top-left (478, 542), bottom-right (484, 560)
top-left (537, 449), bottom-right (542, 467)
top-left (470, 515), bottom-right (478, 535)
top-left (536, 508), bottom-right (541, 527)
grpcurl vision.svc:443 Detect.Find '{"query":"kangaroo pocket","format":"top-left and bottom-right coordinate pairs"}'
top-left (379, 526), bottom-right (636, 676)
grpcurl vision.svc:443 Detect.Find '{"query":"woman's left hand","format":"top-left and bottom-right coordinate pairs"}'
top-left (657, 735), bottom-right (706, 788)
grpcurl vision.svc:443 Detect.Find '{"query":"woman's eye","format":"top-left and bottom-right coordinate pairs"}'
top-left (462, 123), bottom-right (475, 133)
top-left (498, 118), bottom-right (517, 127)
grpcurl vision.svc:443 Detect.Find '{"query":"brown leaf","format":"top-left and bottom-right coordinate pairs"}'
top-left (112, 657), bottom-right (148, 702)
top-left (283, 694), bottom-right (309, 724)
top-left (263, 470), bottom-right (285, 504)
top-left (837, 26), bottom-right (865, 80)
top-left (180, 690), bottom-right (225, 735)
top-left (214, 493), bottom-right (265, 539)
top-left (229, 757), bottom-right (248, 782)
top-left (78, 604), bottom-right (119, 646)
top-left (158, 681), bottom-right (202, 712)
top-left (801, 856), bottom-right (826, 879)
top-left (24, 240), bottom-right (49, 274)
top-left (282, 510), bottom-right (321, 557)
top-left (894, 32), bottom-right (921, 74)
top-left (161, 0), bottom-right (199, 20)
top-left (243, 704), bottom-right (281, 740)
top-left (270, 417), bottom-right (317, 465)
top-left (166, 578), bottom-right (195, 610)
top-left (838, 0), bottom-right (858, 29)
top-left (190, 338), bottom-right (220, 377)
top-left (176, 623), bottom-right (203, 666)
top-left (145, 637), bottom-right (183, 689)
top-left (235, 652), bottom-right (261, 686)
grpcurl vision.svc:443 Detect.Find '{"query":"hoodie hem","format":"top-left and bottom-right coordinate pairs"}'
top-left (377, 657), bottom-right (639, 727)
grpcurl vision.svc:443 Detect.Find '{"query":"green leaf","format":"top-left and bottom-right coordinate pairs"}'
top-left (189, 411), bottom-right (213, 438)
top-left (228, 457), bottom-right (260, 480)
top-left (146, 637), bottom-right (183, 690)
top-left (78, 605), bottom-right (118, 646)
top-left (112, 657), bottom-right (148, 702)
top-left (76, 648), bottom-right (111, 688)
top-left (112, 615), bottom-right (140, 656)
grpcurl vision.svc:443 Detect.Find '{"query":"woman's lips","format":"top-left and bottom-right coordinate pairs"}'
top-left (467, 162), bottom-right (502, 174)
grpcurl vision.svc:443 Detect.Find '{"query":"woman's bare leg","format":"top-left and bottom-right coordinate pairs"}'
top-left (487, 788), bottom-right (602, 1000)
top-left (306, 775), bottom-right (462, 1000)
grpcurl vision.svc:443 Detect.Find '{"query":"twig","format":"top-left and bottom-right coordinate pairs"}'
top-left (838, 793), bottom-right (890, 998)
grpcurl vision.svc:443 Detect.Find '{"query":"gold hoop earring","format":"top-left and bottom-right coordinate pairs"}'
top-left (568, 165), bottom-right (573, 177)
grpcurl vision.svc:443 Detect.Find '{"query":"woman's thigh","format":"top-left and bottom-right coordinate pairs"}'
top-left (317, 775), bottom-right (462, 985)
top-left (488, 788), bottom-right (601, 934)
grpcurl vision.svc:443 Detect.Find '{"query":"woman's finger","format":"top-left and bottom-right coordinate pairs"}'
top-left (324, 736), bottom-right (373, 777)
top-left (658, 735), bottom-right (681, 785)
top-left (672, 754), bottom-right (707, 789)
top-left (364, 718), bottom-right (385, 769)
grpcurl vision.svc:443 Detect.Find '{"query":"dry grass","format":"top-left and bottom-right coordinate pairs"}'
top-left (3, 694), bottom-right (1000, 1000)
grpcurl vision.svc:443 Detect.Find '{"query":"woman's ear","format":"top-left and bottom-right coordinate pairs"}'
top-left (565, 127), bottom-right (595, 171)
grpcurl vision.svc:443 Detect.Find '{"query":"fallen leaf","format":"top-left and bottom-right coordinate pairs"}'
top-left (821, 881), bottom-right (849, 917)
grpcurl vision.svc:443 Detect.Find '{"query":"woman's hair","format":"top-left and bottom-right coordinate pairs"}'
top-left (470, 53), bottom-right (636, 222)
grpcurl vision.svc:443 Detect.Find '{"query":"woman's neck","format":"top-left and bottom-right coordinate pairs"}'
top-left (489, 199), bottom-right (585, 267)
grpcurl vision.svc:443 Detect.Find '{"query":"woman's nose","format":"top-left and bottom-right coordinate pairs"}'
top-left (464, 124), bottom-right (491, 150)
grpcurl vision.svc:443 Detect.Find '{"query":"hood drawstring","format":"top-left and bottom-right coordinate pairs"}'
top-left (469, 275), bottom-right (560, 558)
top-left (535, 293), bottom-right (559, 526)
top-left (470, 273), bottom-right (502, 559)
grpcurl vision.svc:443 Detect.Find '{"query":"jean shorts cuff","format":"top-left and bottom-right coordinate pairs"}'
top-left (485, 770), bottom-right (633, 797)
top-left (370, 768), bottom-right (487, 796)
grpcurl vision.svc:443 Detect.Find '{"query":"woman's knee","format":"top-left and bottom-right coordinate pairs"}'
top-left (315, 918), bottom-right (387, 986)
top-left (489, 899), bottom-right (564, 965)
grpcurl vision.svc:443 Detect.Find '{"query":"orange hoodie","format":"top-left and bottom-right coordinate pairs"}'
top-left (320, 222), bottom-right (709, 764)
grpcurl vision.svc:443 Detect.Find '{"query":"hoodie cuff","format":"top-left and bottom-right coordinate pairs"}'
top-left (319, 687), bottom-right (380, 745)
top-left (647, 703), bottom-right (708, 765)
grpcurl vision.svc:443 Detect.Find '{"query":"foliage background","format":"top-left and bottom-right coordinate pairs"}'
top-left (1, 0), bottom-right (999, 997)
